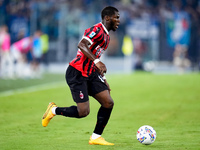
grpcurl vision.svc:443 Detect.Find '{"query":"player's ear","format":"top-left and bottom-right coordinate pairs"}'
top-left (105, 15), bottom-right (110, 21)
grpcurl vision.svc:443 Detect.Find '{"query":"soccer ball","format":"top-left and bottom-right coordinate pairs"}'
top-left (136, 125), bottom-right (156, 145)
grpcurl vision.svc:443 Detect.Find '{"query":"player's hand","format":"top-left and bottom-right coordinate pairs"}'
top-left (95, 61), bottom-right (107, 76)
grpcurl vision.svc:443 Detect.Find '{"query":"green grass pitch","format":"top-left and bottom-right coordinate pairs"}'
top-left (0, 73), bottom-right (200, 150)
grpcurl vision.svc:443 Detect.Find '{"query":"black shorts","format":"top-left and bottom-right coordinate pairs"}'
top-left (65, 65), bottom-right (108, 103)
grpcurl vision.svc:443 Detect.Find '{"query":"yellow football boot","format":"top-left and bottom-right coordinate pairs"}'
top-left (89, 136), bottom-right (114, 145)
top-left (42, 102), bottom-right (57, 127)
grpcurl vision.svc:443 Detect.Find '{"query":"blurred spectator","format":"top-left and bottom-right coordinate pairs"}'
top-left (0, 25), bottom-right (12, 78)
top-left (173, 44), bottom-right (191, 73)
top-left (122, 35), bottom-right (133, 56)
top-left (133, 38), bottom-right (146, 70)
top-left (32, 30), bottom-right (43, 77)
top-left (40, 32), bottom-right (49, 66)
top-left (10, 36), bottom-right (33, 78)
top-left (166, 0), bottom-right (191, 47)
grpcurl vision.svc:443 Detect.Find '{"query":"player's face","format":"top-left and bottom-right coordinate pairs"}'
top-left (110, 11), bottom-right (120, 31)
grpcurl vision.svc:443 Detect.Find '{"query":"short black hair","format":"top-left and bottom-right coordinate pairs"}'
top-left (101, 6), bottom-right (119, 19)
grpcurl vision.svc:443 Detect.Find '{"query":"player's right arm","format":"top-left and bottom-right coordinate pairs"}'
top-left (78, 38), bottom-right (107, 75)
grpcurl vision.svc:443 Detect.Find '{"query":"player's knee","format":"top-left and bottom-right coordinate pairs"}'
top-left (103, 99), bottom-right (114, 109)
top-left (78, 109), bottom-right (90, 118)
top-left (108, 100), bottom-right (114, 108)
top-left (77, 101), bottom-right (90, 118)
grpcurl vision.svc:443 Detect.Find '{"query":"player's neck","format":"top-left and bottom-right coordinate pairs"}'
top-left (101, 21), bottom-right (110, 32)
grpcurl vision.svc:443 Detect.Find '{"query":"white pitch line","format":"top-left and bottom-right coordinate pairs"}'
top-left (0, 81), bottom-right (66, 97)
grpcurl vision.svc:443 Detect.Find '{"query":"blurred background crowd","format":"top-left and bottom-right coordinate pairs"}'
top-left (0, 0), bottom-right (200, 79)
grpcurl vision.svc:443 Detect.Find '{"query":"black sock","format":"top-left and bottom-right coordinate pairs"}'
top-left (56, 106), bottom-right (80, 118)
top-left (93, 106), bottom-right (113, 135)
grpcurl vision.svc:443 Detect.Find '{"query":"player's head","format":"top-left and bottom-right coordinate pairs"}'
top-left (101, 6), bottom-right (119, 20)
top-left (101, 6), bottom-right (120, 31)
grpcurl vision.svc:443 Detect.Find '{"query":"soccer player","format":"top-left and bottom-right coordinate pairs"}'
top-left (42, 6), bottom-right (120, 145)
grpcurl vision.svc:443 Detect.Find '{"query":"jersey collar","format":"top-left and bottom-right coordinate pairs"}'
top-left (100, 22), bottom-right (109, 35)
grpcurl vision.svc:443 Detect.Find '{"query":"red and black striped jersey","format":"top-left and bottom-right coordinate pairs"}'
top-left (69, 22), bottom-right (110, 77)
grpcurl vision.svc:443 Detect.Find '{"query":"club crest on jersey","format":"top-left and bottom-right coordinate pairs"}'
top-left (80, 91), bottom-right (84, 99)
top-left (89, 31), bottom-right (96, 38)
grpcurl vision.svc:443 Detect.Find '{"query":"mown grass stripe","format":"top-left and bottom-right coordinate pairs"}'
top-left (0, 81), bottom-right (65, 97)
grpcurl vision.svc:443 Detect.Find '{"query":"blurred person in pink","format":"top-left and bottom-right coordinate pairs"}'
top-left (0, 25), bottom-right (12, 78)
top-left (10, 36), bottom-right (33, 78)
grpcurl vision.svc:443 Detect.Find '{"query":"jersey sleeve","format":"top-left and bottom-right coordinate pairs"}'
top-left (82, 26), bottom-right (101, 45)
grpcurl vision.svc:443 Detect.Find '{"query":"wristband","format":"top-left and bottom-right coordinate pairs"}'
top-left (94, 59), bottom-right (100, 64)
top-left (103, 76), bottom-right (106, 80)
